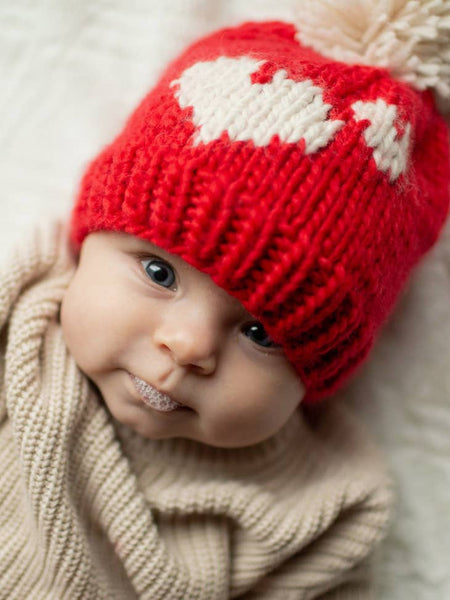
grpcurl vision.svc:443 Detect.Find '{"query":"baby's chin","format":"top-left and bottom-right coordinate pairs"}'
top-left (100, 395), bottom-right (268, 449)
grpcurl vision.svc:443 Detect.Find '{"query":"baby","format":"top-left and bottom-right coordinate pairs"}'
top-left (61, 231), bottom-right (304, 449)
top-left (1, 8), bottom-right (449, 600)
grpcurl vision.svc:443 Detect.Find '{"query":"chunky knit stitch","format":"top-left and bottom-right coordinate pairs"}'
top-left (70, 21), bottom-right (450, 402)
top-left (0, 224), bottom-right (393, 599)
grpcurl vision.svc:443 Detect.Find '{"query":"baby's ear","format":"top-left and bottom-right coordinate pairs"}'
top-left (66, 225), bottom-right (105, 265)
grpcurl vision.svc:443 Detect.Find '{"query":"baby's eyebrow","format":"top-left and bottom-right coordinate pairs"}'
top-left (118, 235), bottom-right (163, 256)
top-left (125, 237), bottom-right (156, 251)
top-left (220, 292), bottom-right (255, 321)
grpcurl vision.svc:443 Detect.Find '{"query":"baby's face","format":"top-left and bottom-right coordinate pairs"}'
top-left (60, 232), bottom-right (304, 448)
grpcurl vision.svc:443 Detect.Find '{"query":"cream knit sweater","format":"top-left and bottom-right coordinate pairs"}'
top-left (0, 225), bottom-right (393, 599)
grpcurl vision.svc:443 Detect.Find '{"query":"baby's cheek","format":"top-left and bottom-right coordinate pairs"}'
top-left (60, 284), bottom-right (86, 367)
top-left (204, 367), bottom-right (303, 447)
top-left (60, 278), bottom-right (106, 374)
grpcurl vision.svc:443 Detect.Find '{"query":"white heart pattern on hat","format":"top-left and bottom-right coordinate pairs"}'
top-left (352, 99), bottom-right (411, 182)
top-left (171, 56), bottom-right (345, 153)
top-left (171, 56), bottom-right (411, 181)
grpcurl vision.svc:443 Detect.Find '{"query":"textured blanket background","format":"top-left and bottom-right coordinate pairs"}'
top-left (1, 1), bottom-right (449, 598)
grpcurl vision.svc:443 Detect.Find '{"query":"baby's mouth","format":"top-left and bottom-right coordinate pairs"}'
top-left (129, 374), bottom-right (183, 412)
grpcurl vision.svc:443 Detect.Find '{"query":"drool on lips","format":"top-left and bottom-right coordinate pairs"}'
top-left (131, 375), bottom-right (182, 412)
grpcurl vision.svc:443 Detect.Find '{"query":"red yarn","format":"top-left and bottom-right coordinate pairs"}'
top-left (70, 21), bottom-right (450, 402)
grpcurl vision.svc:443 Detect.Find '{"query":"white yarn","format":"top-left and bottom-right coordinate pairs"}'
top-left (172, 56), bottom-right (346, 151)
top-left (291, 0), bottom-right (450, 104)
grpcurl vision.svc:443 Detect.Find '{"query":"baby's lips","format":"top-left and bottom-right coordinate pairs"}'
top-left (130, 374), bottom-right (183, 412)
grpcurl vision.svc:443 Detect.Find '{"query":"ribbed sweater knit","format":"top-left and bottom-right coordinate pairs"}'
top-left (0, 224), bottom-right (393, 599)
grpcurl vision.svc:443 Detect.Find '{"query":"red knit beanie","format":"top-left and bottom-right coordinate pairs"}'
top-left (70, 18), bottom-right (450, 403)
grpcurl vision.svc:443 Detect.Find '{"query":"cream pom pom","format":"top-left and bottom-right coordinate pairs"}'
top-left (291, 0), bottom-right (450, 105)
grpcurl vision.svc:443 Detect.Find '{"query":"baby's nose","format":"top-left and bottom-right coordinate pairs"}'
top-left (153, 306), bottom-right (220, 374)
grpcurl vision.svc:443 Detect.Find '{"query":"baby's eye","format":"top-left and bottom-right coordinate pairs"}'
top-left (242, 322), bottom-right (279, 348)
top-left (141, 258), bottom-right (176, 289)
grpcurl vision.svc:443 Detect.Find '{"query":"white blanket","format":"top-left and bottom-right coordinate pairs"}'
top-left (1, 2), bottom-right (449, 597)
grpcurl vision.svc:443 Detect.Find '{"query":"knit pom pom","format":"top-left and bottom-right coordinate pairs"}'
top-left (292, 0), bottom-right (450, 105)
